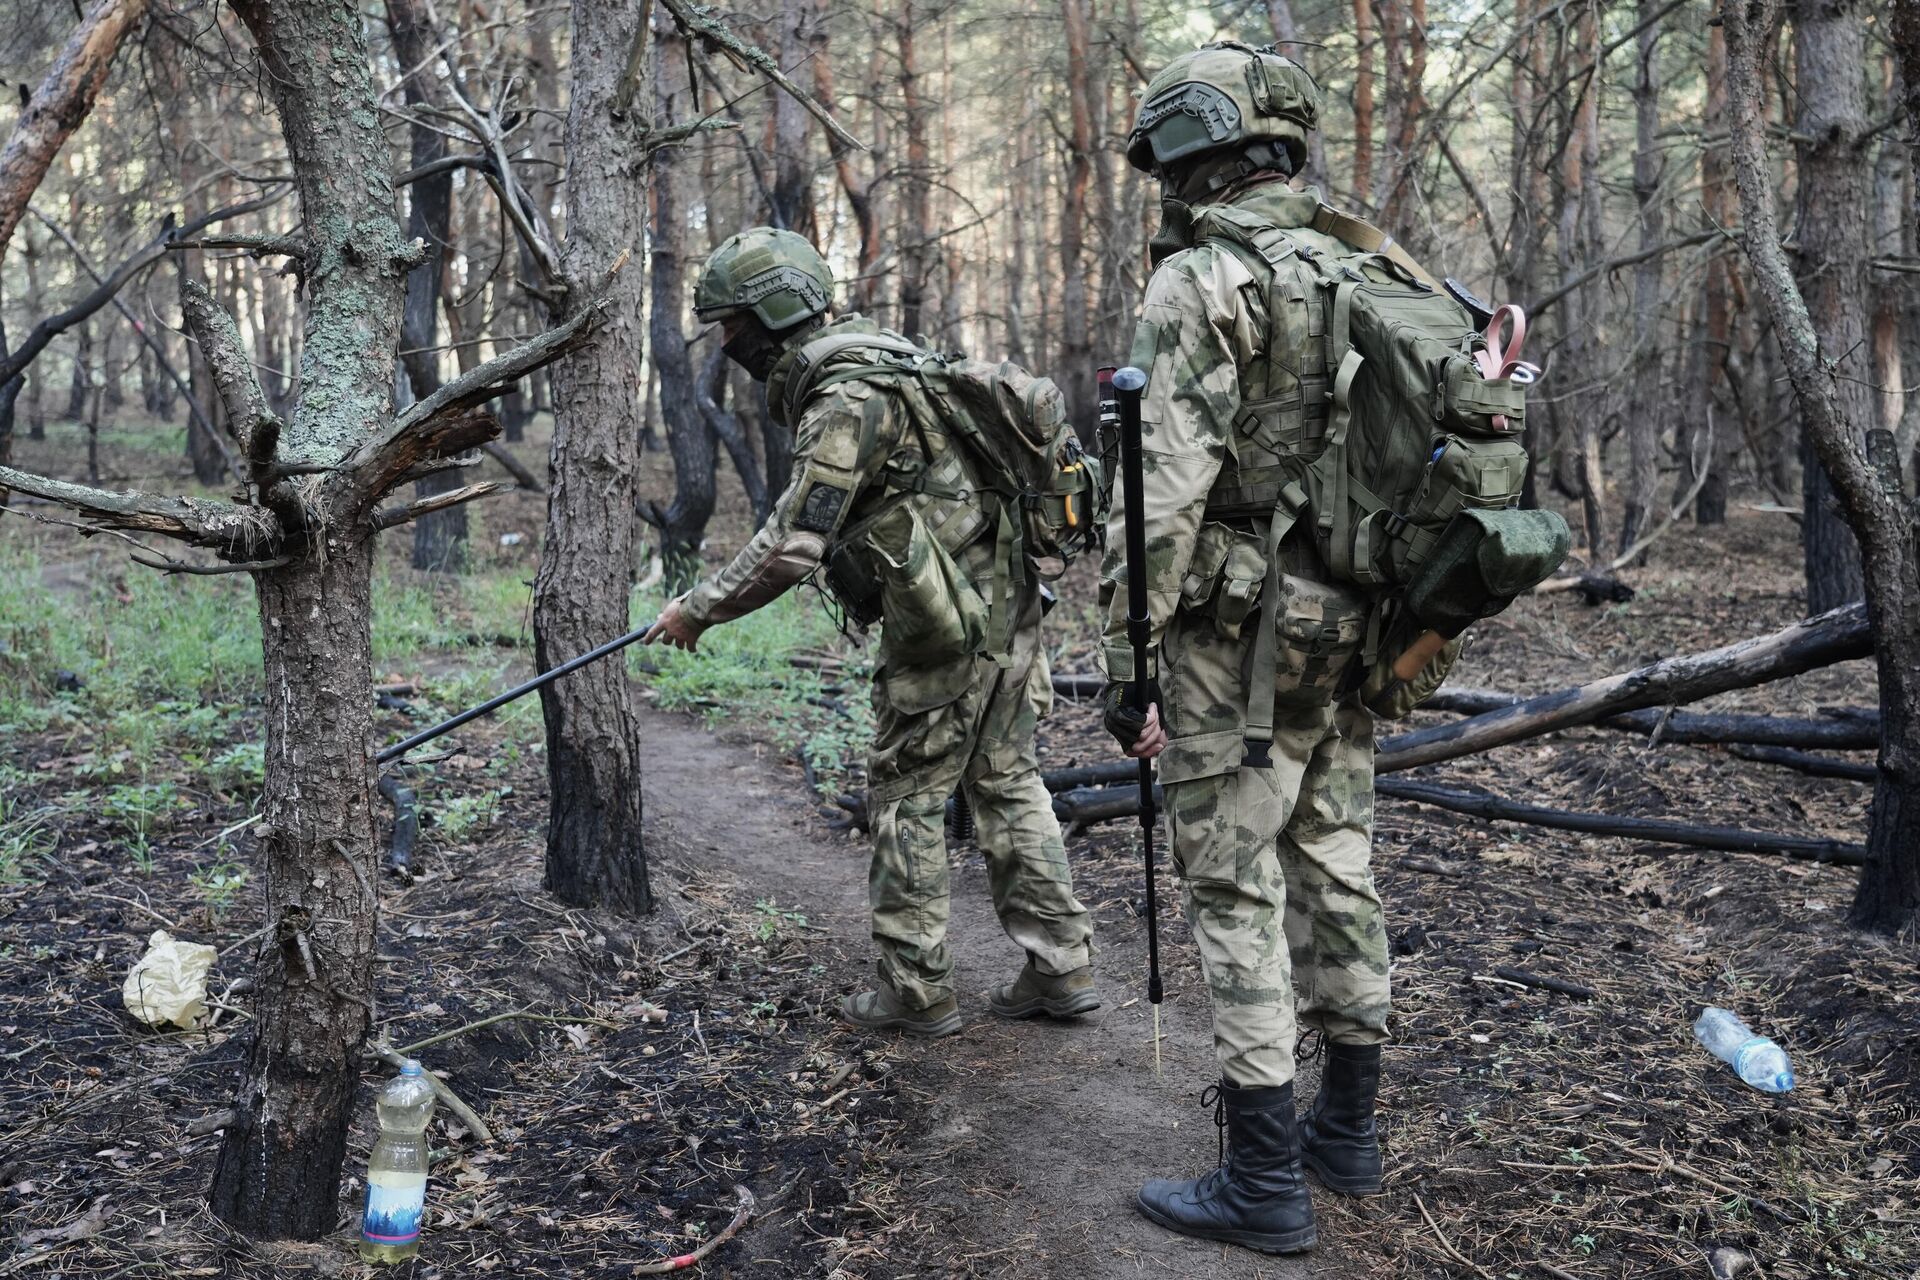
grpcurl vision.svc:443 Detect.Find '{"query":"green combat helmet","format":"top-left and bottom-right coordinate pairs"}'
top-left (1126, 41), bottom-right (1322, 184)
top-left (693, 227), bottom-right (835, 333)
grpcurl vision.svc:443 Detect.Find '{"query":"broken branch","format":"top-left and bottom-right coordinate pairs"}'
top-left (346, 302), bottom-right (604, 499)
top-left (0, 465), bottom-right (276, 554)
top-left (179, 278), bottom-right (280, 462)
top-left (372, 480), bottom-right (507, 530)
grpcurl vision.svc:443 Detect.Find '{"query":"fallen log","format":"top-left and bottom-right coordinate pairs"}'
top-left (1376, 602), bottom-right (1872, 773)
top-left (1405, 687), bottom-right (1879, 749)
top-left (1535, 570), bottom-right (1636, 604)
top-left (1052, 673), bottom-right (1105, 700)
top-left (1373, 778), bottom-right (1864, 864)
top-left (1728, 745), bottom-right (1877, 783)
top-left (1039, 777), bottom-right (1864, 864)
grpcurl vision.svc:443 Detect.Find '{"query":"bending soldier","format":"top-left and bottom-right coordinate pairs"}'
top-left (645, 228), bottom-right (1098, 1037)
top-left (1101, 44), bottom-right (1396, 1255)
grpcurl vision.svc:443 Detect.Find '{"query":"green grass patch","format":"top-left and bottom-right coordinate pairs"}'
top-left (631, 586), bottom-right (871, 793)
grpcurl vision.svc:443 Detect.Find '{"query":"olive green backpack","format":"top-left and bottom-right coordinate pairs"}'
top-left (781, 333), bottom-right (1108, 664)
top-left (1192, 204), bottom-right (1534, 736)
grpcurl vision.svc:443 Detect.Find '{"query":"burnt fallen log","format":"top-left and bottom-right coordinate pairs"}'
top-left (1377, 602), bottom-right (1872, 773)
top-left (1373, 778), bottom-right (1864, 864)
top-left (1728, 745), bottom-right (1877, 783)
top-left (1037, 776), bottom-right (1864, 864)
top-left (1406, 687), bottom-right (1879, 749)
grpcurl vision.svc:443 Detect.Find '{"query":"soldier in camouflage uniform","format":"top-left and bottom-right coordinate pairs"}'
top-left (645, 228), bottom-right (1096, 1037)
top-left (1099, 44), bottom-right (1395, 1255)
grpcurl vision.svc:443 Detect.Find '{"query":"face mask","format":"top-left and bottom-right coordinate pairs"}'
top-left (1149, 196), bottom-right (1195, 268)
top-left (722, 320), bottom-right (786, 382)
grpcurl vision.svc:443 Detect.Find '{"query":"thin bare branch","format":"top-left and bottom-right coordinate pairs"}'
top-left (372, 480), bottom-right (508, 530)
top-left (168, 232), bottom-right (307, 260)
top-left (657, 0), bottom-right (866, 151)
top-left (0, 188), bottom-right (291, 388)
top-left (129, 550), bottom-right (293, 576)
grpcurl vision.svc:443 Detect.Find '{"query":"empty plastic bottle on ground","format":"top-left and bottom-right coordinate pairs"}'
top-left (1693, 1007), bottom-right (1794, 1094)
top-left (359, 1059), bottom-right (438, 1263)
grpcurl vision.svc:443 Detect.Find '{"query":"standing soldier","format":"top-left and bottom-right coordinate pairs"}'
top-left (645, 228), bottom-right (1099, 1037)
top-left (1102, 44), bottom-right (1399, 1254)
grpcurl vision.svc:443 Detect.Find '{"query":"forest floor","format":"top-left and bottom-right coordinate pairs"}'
top-left (1, 419), bottom-right (1916, 1279)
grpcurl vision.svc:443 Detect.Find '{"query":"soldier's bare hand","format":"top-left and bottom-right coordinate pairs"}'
top-left (1126, 704), bottom-right (1167, 759)
top-left (643, 599), bottom-right (705, 652)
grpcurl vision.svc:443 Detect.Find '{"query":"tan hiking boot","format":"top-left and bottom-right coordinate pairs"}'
top-left (838, 985), bottom-right (963, 1038)
top-left (989, 959), bottom-right (1100, 1020)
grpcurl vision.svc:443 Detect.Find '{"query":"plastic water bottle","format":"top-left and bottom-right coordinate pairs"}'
top-left (1693, 1008), bottom-right (1794, 1094)
top-left (359, 1059), bottom-right (438, 1263)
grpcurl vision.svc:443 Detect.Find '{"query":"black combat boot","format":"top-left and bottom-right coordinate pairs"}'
top-left (1300, 1041), bottom-right (1383, 1194)
top-left (1135, 1080), bottom-right (1317, 1255)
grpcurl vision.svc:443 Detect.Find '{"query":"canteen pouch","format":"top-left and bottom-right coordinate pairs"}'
top-left (1388, 433), bottom-right (1529, 583)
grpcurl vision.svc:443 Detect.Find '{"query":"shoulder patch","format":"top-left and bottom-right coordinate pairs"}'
top-left (794, 477), bottom-right (851, 534)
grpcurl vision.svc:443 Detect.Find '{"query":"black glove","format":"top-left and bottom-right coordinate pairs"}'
top-left (1101, 679), bottom-right (1162, 752)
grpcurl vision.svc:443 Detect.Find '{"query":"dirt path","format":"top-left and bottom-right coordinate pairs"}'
top-left (637, 703), bottom-right (1343, 1279)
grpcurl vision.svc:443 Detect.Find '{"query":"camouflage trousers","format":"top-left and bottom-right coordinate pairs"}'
top-left (866, 596), bottom-right (1093, 1009)
top-left (1157, 608), bottom-right (1390, 1089)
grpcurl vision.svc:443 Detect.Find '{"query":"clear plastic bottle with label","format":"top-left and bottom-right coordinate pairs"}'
top-left (359, 1059), bottom-right (438, 1263)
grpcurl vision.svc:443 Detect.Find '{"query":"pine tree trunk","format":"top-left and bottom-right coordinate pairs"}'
top-left (1058, 0), bottom-right (1095, 436)
top-left (1620, 0), bottom-right (1665, 555)
top-left (532, 0), bottom-right (652, 916)
top-left (1793, 0), bottom-right (1871, 611)
top-left (209, 0), bottom-right (409, 1235)
top-left (1352, 0), bottom-right (1376, 209)
top-left (209, 547), bottom-right (380, 1238)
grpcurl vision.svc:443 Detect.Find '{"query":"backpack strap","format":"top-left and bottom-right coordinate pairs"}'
top-left (1310, 204), bottom-right (1439, 290)
top-left (1240, 477), bottom-right (1311, 769)
top-left (782, 332), bottom-right (926, 424)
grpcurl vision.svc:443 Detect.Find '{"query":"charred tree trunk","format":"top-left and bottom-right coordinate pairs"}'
top-left (531, 0), bottom-right (652, 916)
top-left (1792, 0), bottom-right (1871, 611)
top-left (1718, 0), bottom-right (1919, 933)
top-left (387, 0), bottom-right (467, 573)
top-left (209, 0), bottom-right (410, 1237)
top-left (646, 24), bottom-right (717, 595)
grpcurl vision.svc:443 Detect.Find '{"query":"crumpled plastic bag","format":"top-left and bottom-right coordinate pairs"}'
top-left (122, 930), bottom-right (217, 1030)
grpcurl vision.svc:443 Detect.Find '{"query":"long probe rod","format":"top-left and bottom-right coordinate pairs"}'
top-left (1112, 365), bottom-right (1163, 1075)
top-left (375, 618), bottom-right (658, 764)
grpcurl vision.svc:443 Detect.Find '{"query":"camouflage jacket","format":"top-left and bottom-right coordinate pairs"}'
top-left (681, 316), bottom-right (990, 641)
top-left (1097, 180), bottom-right (1358, 684)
